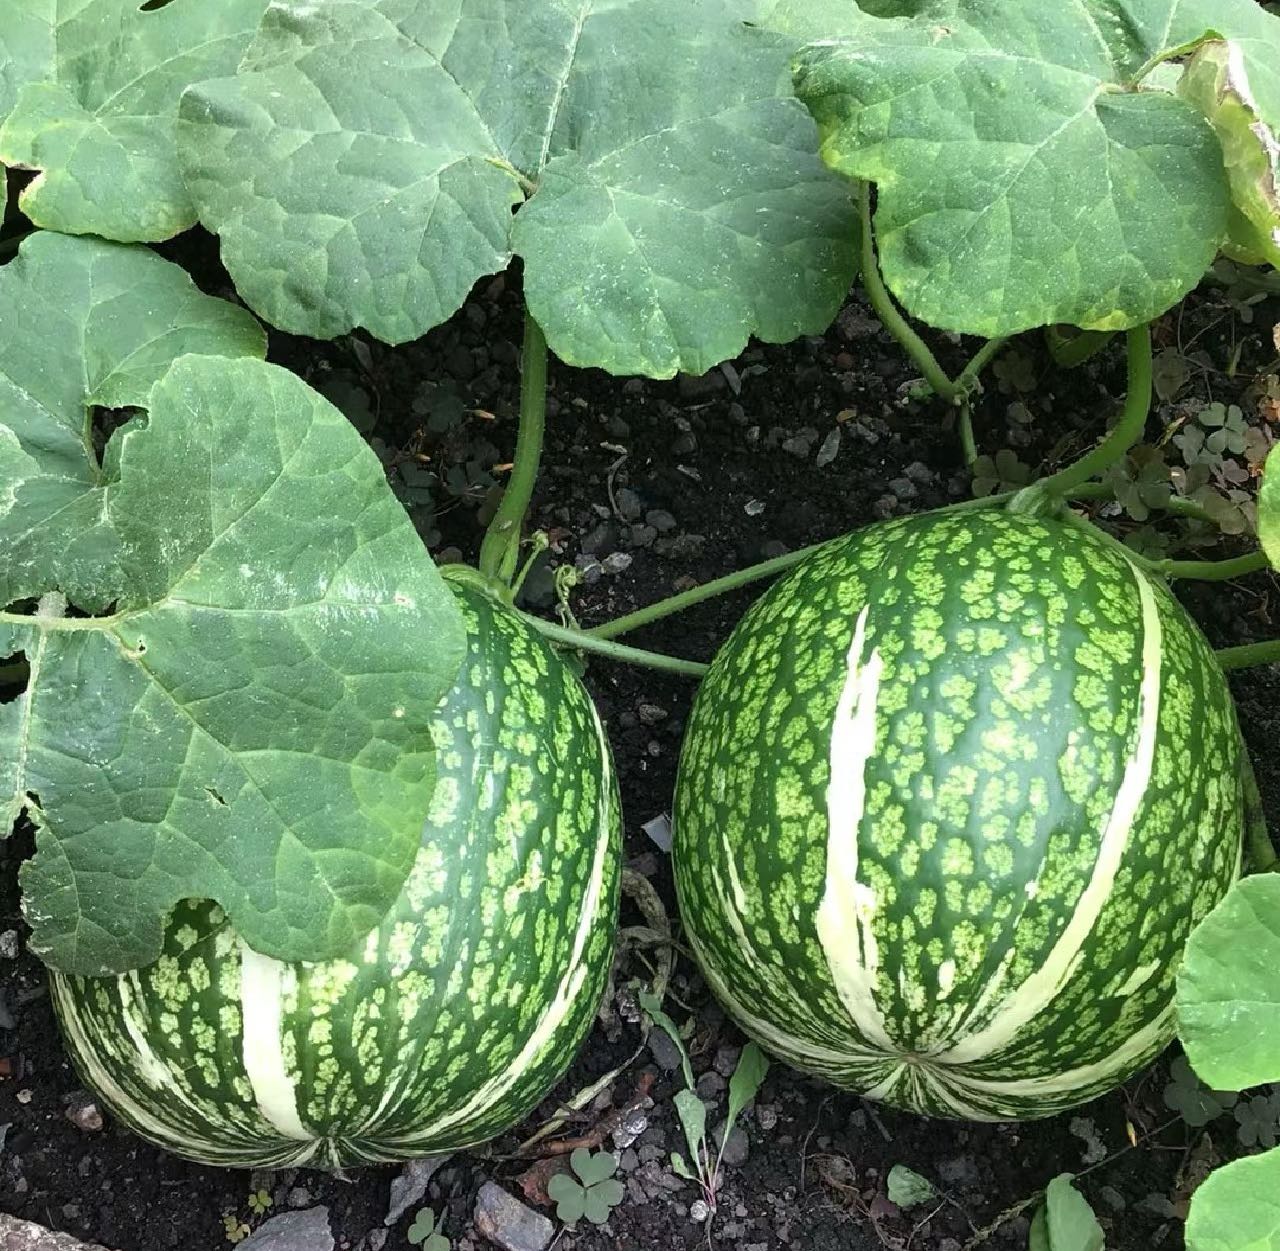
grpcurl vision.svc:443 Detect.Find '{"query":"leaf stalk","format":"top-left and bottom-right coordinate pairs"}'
top-left (479, 311), bottom-right (548, 581)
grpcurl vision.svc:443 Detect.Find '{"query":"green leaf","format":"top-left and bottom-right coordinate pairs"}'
top-left (571, 1148), bottom-right (617, 1188)
top-left (1178, 874), bottom-right (1280, 1090)
top-left (176, 0), bottom-right (858, 375)
top-left (406, 1208), bottom-right (438, 1245)
top-left (0, 232), bottom-right (267, 614)
top-left (424, 1236), bottom-right (450, 1251)
top-left (583, 1179), bottom-right (625, 1225)
top-left (788, 0), bottom-right (1280, 337)
top-left (1033, 1175), bottom-right (1104, 1251)
top-left (674, 1087), bottom-right (709, 1169)
top-left (1186, 1146), bottom-right (1280, 1251)
top-left (547, 1173), bottom-right (588, 1226)
top-left (1, 355), bottom-right (466, 974)
top-left (0, 0), bottom-right (269, 239)
top-left (1262, 445), bottom-right (1280, 570)
top-left (723, 1042), bottom-right (769, 1150)
top-left (1177, 28), bottom-right (1280, 266)
top-left (670, 1151), bottom-right (698, 1182)
top-left (639, 991), bottom-right (696, 1090)
top-left (886, 1164), bottom-right (937, 1209)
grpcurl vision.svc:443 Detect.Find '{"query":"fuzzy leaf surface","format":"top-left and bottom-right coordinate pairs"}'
top-left (789, 0), bottom-right (1280, 336)
top-left (176, 0), bottom-right (857, 375)
top-left (0, 355), bottom-right (465, 974)
top-left (0, 0), bottom-right (269, 237)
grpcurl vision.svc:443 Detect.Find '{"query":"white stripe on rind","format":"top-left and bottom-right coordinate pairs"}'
top-left (816, 605), bottom-right (897, 1052)
top-left (942, 565), bottom-right (1163, 1064)
top-left (239, 941), bottom-right (311, 1141)
top-left (420, 700), bottom-right (616, 1141)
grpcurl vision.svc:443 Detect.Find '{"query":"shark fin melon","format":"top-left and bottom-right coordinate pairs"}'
top-left (673, 509), bottom-right (1243, 1120)
top-left (49, 586), bottom-right (622, 1167)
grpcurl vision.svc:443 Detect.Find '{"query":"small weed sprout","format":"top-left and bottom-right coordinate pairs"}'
top-left (246, 1188), bottom-right (272, 1216)
top-left (407, 1205), bottom-right (450, 1250)
top-left (640, 991), bottom-right (769, 1216)
top-left (222, 1214), bottom-right (250, 1245)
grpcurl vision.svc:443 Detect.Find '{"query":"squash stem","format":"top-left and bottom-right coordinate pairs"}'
top-left (1216, 639), bottom-right (1280, 673)
top-left (518, 613), bottom-right (709, 678)
top-left (958, 399), bottom-right (978, 469)
top-left (1009, 324), bottom-right (1152, 514)
top-left (478, 311), bottom-right (548, 581)
top-left (1044, 326), bottom-right (1117, 369)
top-left (1150, 549), bottom-right (1269, 581)
top-left (585, 492), bottom-right (1020, 641)
top-left (858, 185), bottom-right (1003, 402)
top-left (1242, 755), bottom-right (1278, 872)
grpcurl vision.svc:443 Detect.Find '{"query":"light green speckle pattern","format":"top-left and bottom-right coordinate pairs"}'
top-left (50, 587), bottom-right (621, 1167)
top-left (674, 510), bottom-right (1242, 1120)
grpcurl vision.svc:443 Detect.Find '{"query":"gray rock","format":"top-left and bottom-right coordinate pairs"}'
top-left (473, 1183), bottom-right (553, 1251)
top-left (646, 510), bottom-right (677, 533)
top-left (647, 1027), bottom-right (684, 1073)
top-left (63, 1094), bottom-right (103, 1133)
top-left (0, 931), bottom-right (19, 959)
top-left (888, 476), bottom-right (918, 500)
top-left (239, 1209), bottom-right (333, 1251)
top-left (601, 551), bottom-right (633, 574)
top-left (0, 1216), bottom-right (112, 1251)
top-left (286, 1188), bottom-right (312, 1211)
top-left (937, 1155), bottom-right (981, 1188)
top-left (615, 488), bottom-right (643, 521)
top-left (781, 429), bottom-right (818, 459)
top-left (713, 1044), bottom-right (741, 1077)
top-left (385, 1156), bottom-right (450, 1226)
top-left (716, 1124), bottom-right (749, 1168)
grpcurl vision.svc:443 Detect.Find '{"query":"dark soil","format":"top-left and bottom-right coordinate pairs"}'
top-left (2, 231), bottom-right (1278, 1251)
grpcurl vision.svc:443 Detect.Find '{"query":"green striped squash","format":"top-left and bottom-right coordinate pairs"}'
top-left (674, 510), bottom-right (1243, 1120)
top-left (51, 587), bottom-right (621, 1168)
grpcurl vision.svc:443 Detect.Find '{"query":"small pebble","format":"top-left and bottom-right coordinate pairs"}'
top-left (646, 510), bottom-right (677, 533)
top-left (64, 1095), bottom-right (103, 1133)
top-left (0, 931), bottom-right (19, 959)
top-left (601, 552), bottom-right (633, 574)
top-left (690, 1199), bottom-right (710, 1223)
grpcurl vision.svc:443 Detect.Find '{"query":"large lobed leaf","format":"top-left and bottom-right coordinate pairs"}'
top-left (0, 0), bottom-right (268, 237)
top-left (0, 250), bottom-right (466, 972)
top-left (175, 0), bottom-right (858, 376)
top-left (1262, 444), bottom-right (1280, 571)
top-left (786, 0), bottom-right (1280, 338)
top-left (1177, 874), bottom-right (1280, 1091)
top-left (0, 231), bottom-right (267, 612)
top-left (1185, 1146), bottom-right (1280, 1251)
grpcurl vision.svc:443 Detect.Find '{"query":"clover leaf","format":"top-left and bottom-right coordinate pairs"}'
top-left (175, 0), bottom-right (858, 376)
top-left (1162, 1055), bottom-right (1239, 1127)
top-left (407, 1207), bottom-right (450, 1251)
top-left (547, 1149), bottom-right (626, 1226)
top-left (1, 351), bottom-right (466, 974)
top-left (1235, 1089), bottom-right (1280, 1149)
top-left (886, 1164), bottom-right (937, 1209)
top-left (0, 0), bottom-right (269, 237)
top-left (788, 0), bottom-right (1280, 337)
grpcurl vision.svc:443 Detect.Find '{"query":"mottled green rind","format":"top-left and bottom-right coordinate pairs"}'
top-left (49, 588), bottom-right (622, 1168)
top-left (674, 509), bottom-right (1242, 1120)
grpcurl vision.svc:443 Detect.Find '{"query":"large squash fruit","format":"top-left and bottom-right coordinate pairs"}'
top-left (51, 587), bottom-right (621, 1167)
top-left (673, 509), bottom-right (1243, 1120)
